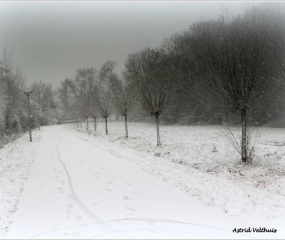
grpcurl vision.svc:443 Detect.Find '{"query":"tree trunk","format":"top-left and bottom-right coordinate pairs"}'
top-left (241, 108), bottom-right (247, 163)
top-left (155, 112), bottom-right (161, 146)
top-left (86, 117), bottom-right (89, 130)
top-left (124, 114), bottom-right (128, 139)
top-left (27, 96), bottom-right (32, 142)
top-left (93, 117), bottom-right (97, 132)
top-left (105, 117), bottom-right (108, 135)
top-left (5, 107), bottom-right (10, 132)
top-left (225, 111), bottom-right (229, 123)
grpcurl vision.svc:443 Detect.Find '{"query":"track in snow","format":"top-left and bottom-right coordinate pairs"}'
top-left (55, 134), bottom-right (122, 238)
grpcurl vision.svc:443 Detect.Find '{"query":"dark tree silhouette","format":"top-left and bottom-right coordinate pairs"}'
top-left (191, 18), bottom-right (276, 163)
top-left (125, 48), bottom-right (175, 146)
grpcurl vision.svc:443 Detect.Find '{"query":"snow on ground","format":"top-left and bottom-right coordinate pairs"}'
top-left (0, 130), bottom-right (41, 236)
top-left (1, 125), bottom-right (260, 239)
top-left (67, 121), bottom-right (285, 221)
top-left (0, 121), bottom-right (285, 239)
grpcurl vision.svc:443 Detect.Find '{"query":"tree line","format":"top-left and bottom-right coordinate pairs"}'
top-left (58, 4), bottom-right (285, 163)
top-left (57, 61), bottom-right (132, 137)
top-left (1, 4), bottom-right (285, 164)
top-left (0, 50), bottom-right (59, 145)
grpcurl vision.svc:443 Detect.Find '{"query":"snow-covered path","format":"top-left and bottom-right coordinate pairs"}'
top-left (3, 126), bottom-right (280, 239)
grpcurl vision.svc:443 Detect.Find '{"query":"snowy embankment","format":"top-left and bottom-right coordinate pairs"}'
top-left (66, 121), bottom-right (285, 221)
top-left (0, 130), bottom-right (41, 236)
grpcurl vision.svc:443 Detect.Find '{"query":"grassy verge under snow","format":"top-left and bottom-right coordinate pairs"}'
top-left (0, 130), bottom-right (41, 235)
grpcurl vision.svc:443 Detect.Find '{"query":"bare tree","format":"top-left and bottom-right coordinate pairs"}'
top-left (0, 49), bottom-right (26, 134)
top-left (30, 81), bottom-right (58, 126)
top-left (191, 17), bottom-right (276, 163)
top-left (98, 61), bottom-right (116, 135)
top-left (86, 70), bottom-right (100, 132)
top-left (67, 68), bottom-right (96, 130)
top-left (88, 90), bottom-right (100, 132)
top-left (110, 76), bottom-right (134, 138)
top-left (58, 78), bottom-right (74, 120)
top-left (0, 93), bottom-right (6, 135)
top-left (124, 48), bottom-right (175, 146)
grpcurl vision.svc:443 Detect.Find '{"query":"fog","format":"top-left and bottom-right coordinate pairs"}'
top-left (0, 1), bottom-right (245, 87)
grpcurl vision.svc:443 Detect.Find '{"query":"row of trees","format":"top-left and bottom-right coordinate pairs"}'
top-left (58, 62), bottom-right (133, 138)
top-left (124, 4), bottom-right (285, 163)
top-left (58, 4), bottom-right (285, 164)
top-left (2, 4), bottom-right (284, 164)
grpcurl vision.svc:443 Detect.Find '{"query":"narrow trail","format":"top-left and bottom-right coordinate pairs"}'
top-left (52, 131), bottom-right (225, 239)
top-left (54, 135), bottom-right (122, 238)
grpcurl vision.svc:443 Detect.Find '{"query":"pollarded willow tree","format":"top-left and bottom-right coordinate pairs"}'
top-left (191, 17), bottom-right (277, 164)
top-left (110, 75), bottom-right (134, 139)
top-left (86, 70), bottom-right (100, 132)
top-left (98, 61), bottom-right (116, 135)
top-left (124, 48), bottom-right (175, 146)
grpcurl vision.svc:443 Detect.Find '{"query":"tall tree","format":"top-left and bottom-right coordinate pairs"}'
top-left (110, 76), bottom-right (134, 138)
top-left (88, 85), bottom-right (100, 132)
top-left (58, 78), bottom-right (74, 120)
top-left (67, 68), bottom-right (97, 130)
top-left (0, 49), bottom-right (26, 134)
top-left (191, 17), bottom-right (277, 163)
top-left (86, 69), bottom-right (100, 132)
top-left (98, 61), bottom-right (116, 135)
top-left (124, 48), bottom-right (175, 146)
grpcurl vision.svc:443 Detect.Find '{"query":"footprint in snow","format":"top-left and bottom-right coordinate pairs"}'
top-left (72, 232), bottom-right (81, 238)
top-left (125, 207), bottom-right (135, 212)
top-left (57, 187), bottom-right (63, 193)
top-left (75, 215), bottom-right (82, 221)
top-left (68, 194), bottom-right (74, 199)
top-left (123, 196), bottom-right (130, 200)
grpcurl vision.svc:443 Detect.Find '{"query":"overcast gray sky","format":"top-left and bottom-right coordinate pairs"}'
top-left (0, 1), bottom-right (246, 88)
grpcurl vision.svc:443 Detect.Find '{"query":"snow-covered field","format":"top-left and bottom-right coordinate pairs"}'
top-left (0, 121), bottom-right (285, 239)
